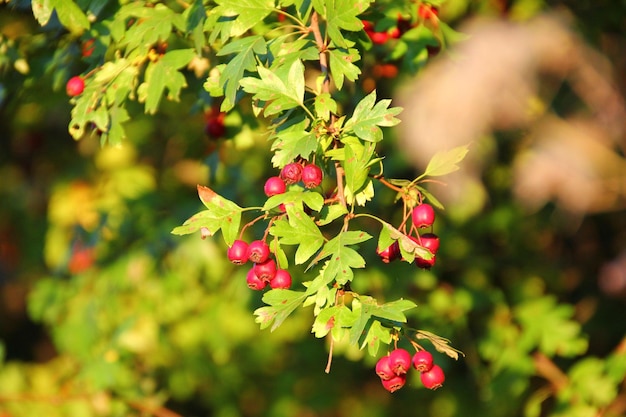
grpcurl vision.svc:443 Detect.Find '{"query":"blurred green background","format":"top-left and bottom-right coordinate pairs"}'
top-left (1, 0), bottom-right (625, 416)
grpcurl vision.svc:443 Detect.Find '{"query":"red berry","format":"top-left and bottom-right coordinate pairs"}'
top-left (420, 364), bottom-right (445, 390)
top-left (418, 4), bottom-right (439, 20)
top-left (388, 26), bottom-right (401, 39)
top-left (247, 240), bottom-right (270, 264)
top-left (412, 203), bottom-right (435, 228)
top-left (412, 350), bottom-right (434, 372)
top-left (253, 258), bottom-right (277, 282)
top-left (362, 20), bottom-right (374, 31)
top-left (270, 269), bottom-right (292, 289)
top-left (301, 164), bottom-right (323, 188)
top-left (415, 254), bottom-right (436, 269)
top-left (419, 233), bottom-right (440, 254)
top-left (377, 241), bottom-right (400, 263)
top-left (205, 116), bottom-right (225, 139)
top-left (388, 348), bottom-right (412, 375)
top-left (264, 176), bottom-right (286, 197)
top-left (375, 355), bottom-right (396, 381)
top-left (227, 239), bottom-right (249, 264)
top-left (246, 268), bottom-right (267, 290)
top-left (66, 76), bottom-right (85, 96)
top-left (280, 163), bottom-right (303, 185)
top-left (368, 31), bottom-right (389, 44)
top-left (82, 38), bottom-right (95, 57)
top-left (381, 374), bottom-right (406, 393)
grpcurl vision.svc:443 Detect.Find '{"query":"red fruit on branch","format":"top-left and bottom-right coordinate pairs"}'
top-left (412, 350), bottom-right (434, 372)
top-left (381, 375), bottom-right (406, 393)
top-left (253, 258), bottom-right (277, 282)
top-left (375, 355), bottom-right (396, 381)
top-left (270, 269), bottom-right (292, 289)
top-left (264, 176), bottom-right (286, 197)
top-left (388, 348), bottom-right (412, 375)
top-left (419, 233), bottom-right (440, 254)
top-left (280, 162), bottom-right (303, 185)
top-left (301, 163), bottom-right (323, 188)
top-left (377, 241), bottom-right (400, 263)
top-left (246, 268), bottom-right (267, 290)
top-left (420, 364), bottom-right (445, 390)
top-left (412, 203), bottom-right (435, 228)
top-left (227, 239), bottom-right (249, 264)
top-left (204, 110), bottom-right (226, 139)
top-left (66, 76), bottom-right (85, 96)
top-left (247, 240), bottom-right (270, 264)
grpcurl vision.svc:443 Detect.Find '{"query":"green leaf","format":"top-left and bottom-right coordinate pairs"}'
top-left (254, 289), bottom-right (308, 331)
top-left (216, 35), bottom-right (267, 111)
top-left (420, 144), bottom-right (470, 179)
top-left (171, 185), bottom-right (243, 245)
top-left (262, 190), bottom-right (324, 212)
top-left (314, 0), bottom-right (371, 48)
top-left (33, 0), bottom-right (89, 33)
top-left (312, 305), bottom-right (356, 338)
top-left (328, 48), bottom-right (361, 90)
top-left (214, 0), bottom-right (275, 38)
top-left (343, 137), bottom-right (374, 196)
top-left (269, 206), bottom-right (325, 264)
top-left (363, 320), bottom-right (393, 356)
top-left (138, 50), bottom-right (195, 114)
top-left (344, 90), bottom-right (402, 142)
top-left (270, 120), bottom-right (318, 168)
top-left (515, 296), bottom-right (588, 357)
top-left (313, 230), bottom-right (372, 284)
top-left (379, 220), bottom-right (433, 262)
top-left (317, 204), bottom-right (348, 226)
top-left (314, 93), bottom-right (338, 121)
top-left (240, 59), bottom-right (305, 116)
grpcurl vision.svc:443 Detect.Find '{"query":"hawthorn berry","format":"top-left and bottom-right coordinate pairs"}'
top-left (301, 164), bottom-right (323, 188)
top-left (412, 350), bottom-right (434, 373)
top-left (81, 38), bottom-right (95, 57)
top-left (205, 111), bottom-right (226, 139)
top-left (375, 355), bottom-right (395, 381)
top-left (388, 348), bottom-right (412, 375)
top-left (415, 254), bottom-right (436, 269)
top-left (412, 203), bottom-right (435, 228)
top-left (368, 31), bottom-right (389, 44)
top-left (66, 76), bottom-right (85, 96)
top-left (280, 162), bottom-right (303, 185)
top-left (247, 240), bottom-right (270, 264)
top-left (419, 233), bottom-right (440, 254)
top-left (420, 364), bottom-right (445, 390)
top-left (246, 268), bottom-right (267, 290)
top-left (264, 176), bottom-right (286, 197)
top-left (418, 4), bottom-right (439, 20)
top-left (377, 241), bottom-right (400, 263)
top-left (253, 258), bottom-right (277, 282)
top-left (227, 239), bottom-right (249, 264)
top-left (381, 375), bottom-right (406, 393)
top-left (270, 269), bottom-right (292, 289)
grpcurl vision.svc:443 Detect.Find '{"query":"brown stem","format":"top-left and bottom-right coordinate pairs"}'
top-left (376, 176), bottom-right (403, 193)
top-left (325, 335), bottom-right (334, 373)
top-left (309, 11), bottom-right (330, 94)
top-left (533, 352), bottom-right (569, 392)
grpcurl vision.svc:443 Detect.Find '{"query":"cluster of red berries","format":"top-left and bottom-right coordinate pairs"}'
top-left (376, 348), bottom-right (445, 392)
top-left (362, 3), bottom-right (439, 45)
top-left (226, 162), bottom-right (324, 290)
top-left (376, 202), bottom-right (440, 269)
top-left (227, 239), bottom-right (292, 290)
